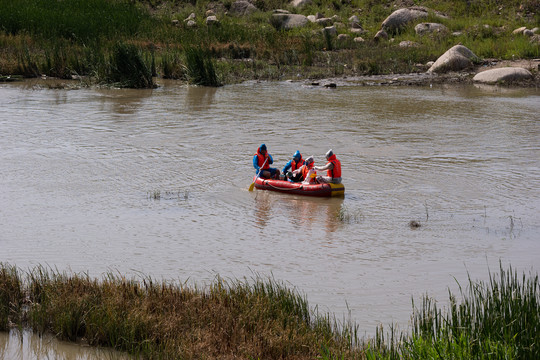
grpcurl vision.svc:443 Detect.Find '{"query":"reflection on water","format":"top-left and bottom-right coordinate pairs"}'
top-left (185, 85), bottom-right (217, 111)
top-left (254, 191), bottom-right (344, 233)
top-left (0, 329), bottom-right (130, 360)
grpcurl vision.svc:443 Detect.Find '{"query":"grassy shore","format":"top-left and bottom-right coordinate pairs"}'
top-left (0, 0), bottom-right (538, 87)
top-left (1, 262), bottom-right (538, 359)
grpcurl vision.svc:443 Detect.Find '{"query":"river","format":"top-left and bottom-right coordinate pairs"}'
top-left (0, 79), bottom-right (539, 357)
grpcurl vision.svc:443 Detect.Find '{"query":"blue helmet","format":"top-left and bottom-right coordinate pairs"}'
top-left (260, 143), bottom-right (267, 152)
top-left (293, 150), bottom-right (301, 160)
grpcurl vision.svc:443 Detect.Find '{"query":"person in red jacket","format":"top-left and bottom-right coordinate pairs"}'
top-left (252, 143), bottom-right (280, 179)
top-left (314, 149), bottom-right (342, 184)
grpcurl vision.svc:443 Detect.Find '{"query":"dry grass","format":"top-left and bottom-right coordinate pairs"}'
top-left (2, 265), bottom-right (362, 359)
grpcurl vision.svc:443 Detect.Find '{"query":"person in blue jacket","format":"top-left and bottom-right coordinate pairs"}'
top-left (282, 150), bottom-right (304, 182)
top-left (253, 143), bottom-right (280, 179)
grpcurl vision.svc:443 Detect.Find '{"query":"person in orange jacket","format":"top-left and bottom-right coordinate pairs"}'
top-left (314, 149), bottom-right (342, 184)
top-left (253, 143), bottom-right (280, 179)
top-left (292, 156), bottom-right (315, 183)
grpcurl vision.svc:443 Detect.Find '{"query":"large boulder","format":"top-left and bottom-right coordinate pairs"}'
top-left (382, 7), bottom-right (429, 33)
top-left (415, 23), bottom-right (449, 35)
top-left (271, 13), bottom-right (308, 30)
top-left (229, 1), bottom-right (257, 16)
top-left (427, 45), bottom-right (480, 73)
top-left (473, 67), bottom-right (533, 84)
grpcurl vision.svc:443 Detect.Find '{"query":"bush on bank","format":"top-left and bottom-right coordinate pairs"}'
top-left (0, 262), bottom-right (538, 359)
top-left (0, 0), bottom-right (538, 86)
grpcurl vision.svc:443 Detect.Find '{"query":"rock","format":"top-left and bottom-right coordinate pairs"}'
top-left (427, 45), bottom-right (479, 73)
top-left (349, 15), bottom-right (360, 24)
top-left (353, 37), bottom-right (365, 43)
top-left (316, 17), bottom-right (333, 26)
top-left (374, 29), bottom-right (389, 41)
top-left (415, 22), bottom-right (448, 35)
top-left (337, 34), bottom-right (350, 41)
top-left (512, 26), bottom-right (527, 34)
top-left (307, 15), bottom-right (317, 22)
top-left (271, 14), bottom-right (308, 30)
top-left (172, 19), bottom-right (180, 26)
top-left (273, 9), bottom-right (290, 14)
top-left (452, 31), bottom-right (463, 36)
top-left (350, 28), bottom-right (365, 34)
top-left (399, 40), bottom-right (419, 48)
top-left (205, 10), bottom-right (215, 17)
top-left (324, 83), bottom-right (337, 88)
top-left (523, 29), bottom-right (534, 37)
top-left (426, 61), bottom-right (434, 67)
top-left (291, 0), bottom-right (312, 8)
top-left (322, 25), bottom-right (338, 37)
top-left (186, 20), bottom-right (197, 28)
top-left (230, 1), bottom-right (257, 16)
top-left (185, 13), bottom-right (196, 21)
top-left (206, 15), bottom-right (219, 26)
top-left (473, 67), bottom-right (533, 84)
top-left (381, 7), bottom-right (429, 33)
top-left (331, 15), bottom-right (340, 21)
top-left (315, 12), bottom-right (325, 19)
top-left (530, 34), bottom-right (540, 44)
top-left (532, 27), bottom-right (539, 34)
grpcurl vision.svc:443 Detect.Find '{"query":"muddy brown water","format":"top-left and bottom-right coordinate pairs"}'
top-left (1, 79), bottom-right (539, 356)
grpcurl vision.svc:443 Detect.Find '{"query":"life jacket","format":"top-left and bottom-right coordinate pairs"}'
top-left (300, 162), bottom-right (314, 180)
top-left (254, 149), bottom-right (270, 169)
top-left (291, 157), bottom-right (304, 171)
top-left (326, 154), bottom-right (341, 178)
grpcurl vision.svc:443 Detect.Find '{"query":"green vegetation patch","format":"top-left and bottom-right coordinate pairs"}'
top-left (0, 0), bottom-right (153, 41)
top-left (0, 0), bottom-right (538, 85)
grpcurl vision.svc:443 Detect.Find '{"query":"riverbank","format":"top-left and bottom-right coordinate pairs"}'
top-left (0, 0), bottom-right (538, 87)
top-left (1, 263), bottom-right (538, 359)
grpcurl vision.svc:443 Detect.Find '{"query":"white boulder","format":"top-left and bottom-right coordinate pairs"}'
top-left (473, 67), bottom-right (533, 84)
top-left (427, 45), bottom-right (479, 73)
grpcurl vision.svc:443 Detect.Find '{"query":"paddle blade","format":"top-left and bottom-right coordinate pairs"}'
top-left (248, 181), bottom-right (255, 191)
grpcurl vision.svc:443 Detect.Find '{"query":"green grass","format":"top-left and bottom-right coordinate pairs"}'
top-left (0, 0), bottom-right (538, 86)
top-left (406, 263), bottom-right (539, 359)
top-left (184, 46), bottom-right (222, 86)
top-left (0, 0), bottom-right (154, 41)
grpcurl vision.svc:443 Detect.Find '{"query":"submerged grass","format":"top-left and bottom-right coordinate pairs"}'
top-left (0, 262), bottom-right (538, 359)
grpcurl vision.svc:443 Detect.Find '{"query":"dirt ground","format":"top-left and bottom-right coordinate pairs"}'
top-left (313, 58), bottom-right (540, 87)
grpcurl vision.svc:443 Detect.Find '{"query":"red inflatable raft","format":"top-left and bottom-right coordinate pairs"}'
top-left (252, 176), bottom-right (345, 197)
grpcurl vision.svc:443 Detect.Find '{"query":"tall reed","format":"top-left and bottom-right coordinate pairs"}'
top-left (184, 46), bottom-right (221, 87)
top-left (406, 262), bottom-right (539, 358)
top-left (107, 42), bottom-right (155, 88)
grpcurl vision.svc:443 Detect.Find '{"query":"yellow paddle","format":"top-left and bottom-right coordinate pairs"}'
top-left (248, 158), bottom-right (268, 192)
